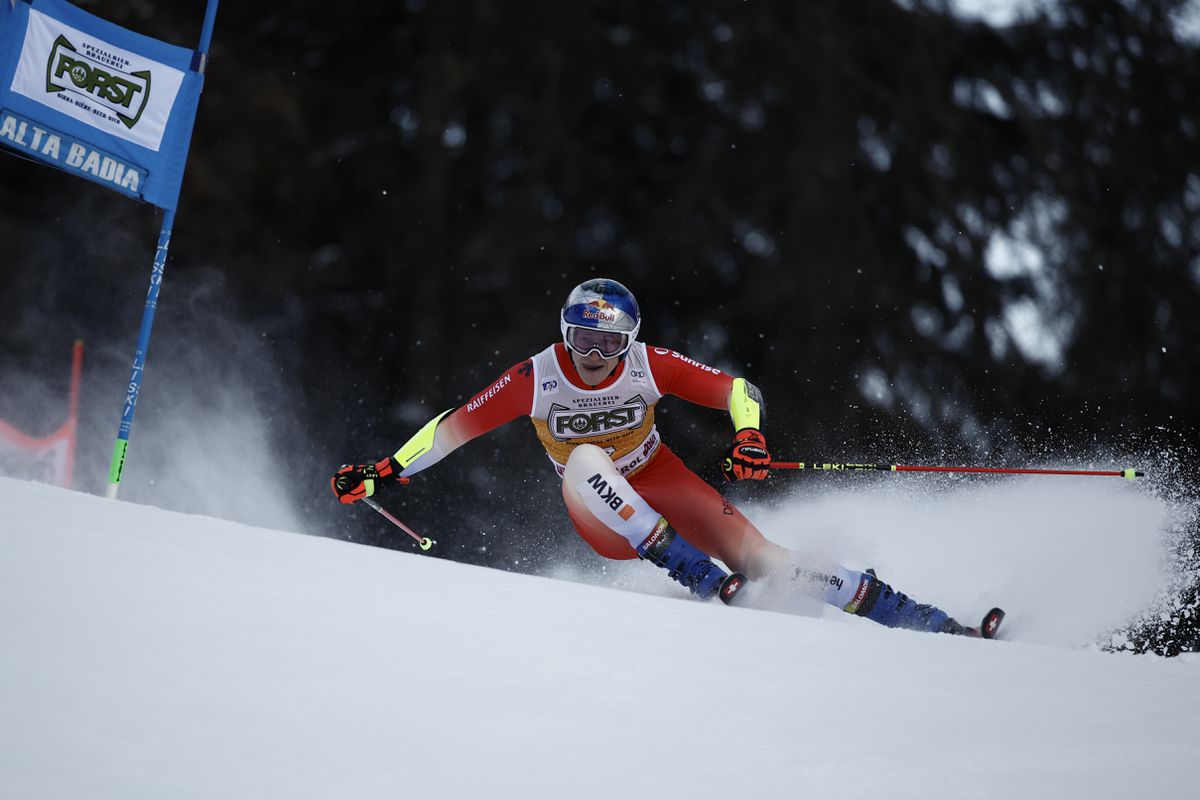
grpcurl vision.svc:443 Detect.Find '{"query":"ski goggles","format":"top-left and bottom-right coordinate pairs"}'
top-left (563, 325), bottom-right (633, 359)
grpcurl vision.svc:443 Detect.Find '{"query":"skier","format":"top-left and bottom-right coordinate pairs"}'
top-left (333, 278), bottom-right (1001, 637)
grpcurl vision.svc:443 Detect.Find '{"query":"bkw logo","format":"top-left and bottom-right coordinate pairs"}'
top-left (585, 473), bottom-right (636, 520)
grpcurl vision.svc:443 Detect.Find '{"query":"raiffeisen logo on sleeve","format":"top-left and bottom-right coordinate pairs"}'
top-left (46, 34), bottom-right (150, 130)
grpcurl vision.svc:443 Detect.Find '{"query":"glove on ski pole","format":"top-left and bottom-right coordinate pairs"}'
top-left (722, 428), bottom-right (771, 481)
top-left (331, 457), bottom-right (406, 504)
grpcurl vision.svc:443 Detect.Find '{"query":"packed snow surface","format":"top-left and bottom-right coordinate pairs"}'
top-left (1, 475), bottom-right (1196, 799)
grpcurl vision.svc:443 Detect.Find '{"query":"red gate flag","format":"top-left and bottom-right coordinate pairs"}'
top-left (0, 339), bottom-right (82, 488)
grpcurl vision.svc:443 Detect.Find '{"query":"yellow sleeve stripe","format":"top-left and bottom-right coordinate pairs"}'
top-left (392, 409), bottom-right (454, 468)
top-left (728, 377), bottom-right (763, 431)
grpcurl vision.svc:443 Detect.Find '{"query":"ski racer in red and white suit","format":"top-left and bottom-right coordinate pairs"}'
top-left (332, 279), bottom-right (1000, 635)
top-left (389, 341), bottom-right (783, 577)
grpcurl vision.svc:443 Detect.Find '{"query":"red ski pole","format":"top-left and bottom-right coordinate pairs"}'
top-left (771, 462), bottom-right (1143, 479)
top-left (362, 496), bottom-right (435, 551)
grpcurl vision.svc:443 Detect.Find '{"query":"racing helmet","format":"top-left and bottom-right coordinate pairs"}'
top-left (560, 278), bottom-right (641, 359)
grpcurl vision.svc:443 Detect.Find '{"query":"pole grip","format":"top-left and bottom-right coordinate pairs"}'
top-left (772, 462), bottom-right (893, 472)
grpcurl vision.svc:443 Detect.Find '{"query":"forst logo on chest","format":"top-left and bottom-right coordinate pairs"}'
top-left (549, 396), bottom-right (647, 439)
top-left (46, 35), bottom-right (150, 129)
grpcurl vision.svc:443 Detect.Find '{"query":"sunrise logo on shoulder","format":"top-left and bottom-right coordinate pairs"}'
top-left (651, 348), bottom-right (722, 374)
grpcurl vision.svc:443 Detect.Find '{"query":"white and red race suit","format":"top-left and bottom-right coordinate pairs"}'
top-left (396, 342), bottom-right (777, 575)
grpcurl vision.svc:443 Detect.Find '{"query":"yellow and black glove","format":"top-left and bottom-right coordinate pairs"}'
top-left (331, 456), bottom-right (402, 504)
top-left (722, 428), bottom-right (771, 481)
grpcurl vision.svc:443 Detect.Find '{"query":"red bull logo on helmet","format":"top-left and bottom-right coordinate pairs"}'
top-left (582, 299), bottom-right (617, 321)
top-left (581, 299), bottom-right (623, 326)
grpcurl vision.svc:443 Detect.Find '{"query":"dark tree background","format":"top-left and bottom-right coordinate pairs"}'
top-left (2, 0), bottom-right (1197, 651)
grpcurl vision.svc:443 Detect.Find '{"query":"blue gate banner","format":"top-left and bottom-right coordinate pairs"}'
top-left (0, 0), bottom-right (205, 211)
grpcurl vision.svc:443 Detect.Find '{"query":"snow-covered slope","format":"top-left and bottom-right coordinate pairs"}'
top-left (1, 476), bottom-right (1196, 799)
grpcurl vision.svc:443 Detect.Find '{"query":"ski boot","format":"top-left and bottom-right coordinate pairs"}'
top-left (845, 568), bottom-right (964, 634)
top-left (637, 519), bottom-right (747, 605)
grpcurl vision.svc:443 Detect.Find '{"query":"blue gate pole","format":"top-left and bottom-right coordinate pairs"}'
top-left (104, 0), bottom-right (220, 499)
top-left (105, 211), bottom-right (174, 498)
top-left (197, 0), bottom-right (220, 58)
